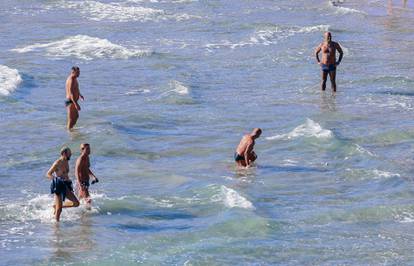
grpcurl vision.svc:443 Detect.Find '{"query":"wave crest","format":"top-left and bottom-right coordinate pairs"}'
top-left (12, 35), bottom-right (152, 60)
top-left (267, 118), bottom-right (333, 140)
top-left (0, 65), bottom-right (22, 96)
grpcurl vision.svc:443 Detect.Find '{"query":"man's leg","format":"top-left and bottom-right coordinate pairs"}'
top-left (236, 160), bottom-right (246, 167)
top-left (329, 70), bottom-right (337, 92)
top-left (63, 190), bottom-right (80, 208)
top-left (54, 194), bottom-right (63, 222)
top-left (67, 104), bottom-right (79, 129)
top-left (321, 71), bottom-right (328, 91)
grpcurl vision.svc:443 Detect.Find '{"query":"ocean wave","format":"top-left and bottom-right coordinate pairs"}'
top-left (1, 193), bottom-right (102, 224)
top-left (267, 118), bottom-right (333, 140)
top-left (125, 88), bottom-right (151, 96)
top-left (206, 24), bottom-right (329, 50)
top-left (12, 35), bottom-right (152, 60)
top-left (328, 1), bottom-right (367, 15)
top-left (57, 0), bottom-right (199, 22)
top-left (0, 65), bottom-right (22, 96)
top-left (212, 186), bottom-right (254, 210)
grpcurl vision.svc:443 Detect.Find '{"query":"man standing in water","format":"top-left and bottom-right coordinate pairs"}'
top-left (65, 66), bottom-right (84, 129)
top-left (46, 147), bottom-right (80, 222)
top-left (234, 128), bottom-right (262, 168)
top-left (75, 143), bottom-right (99, 205)
top-left (315, 32), bottom-right (344, 92)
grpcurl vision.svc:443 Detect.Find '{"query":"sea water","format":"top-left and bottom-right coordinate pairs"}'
top-left (1, 0), bottom-right (414, 264)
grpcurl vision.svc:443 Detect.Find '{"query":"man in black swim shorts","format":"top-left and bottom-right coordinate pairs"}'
top-left (234, 128), bottom-right (262, 168)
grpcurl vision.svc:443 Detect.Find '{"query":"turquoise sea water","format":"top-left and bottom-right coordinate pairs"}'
top-left (1, 0), bottom-right (414, 264)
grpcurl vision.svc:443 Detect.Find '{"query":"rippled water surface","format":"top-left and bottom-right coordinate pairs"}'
top-left (1, 0), bottom-right (414, 265)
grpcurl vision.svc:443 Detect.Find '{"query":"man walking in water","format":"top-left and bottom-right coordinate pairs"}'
top-left (315, 32), bottom-right (344, 92)
top-left (75, 143), bottom-right (99, 205)
top-left (65, 66), bottom-right (84, 129)
top-left (234, 128), bottom-right (262, 168)
top-left (46, 147), bottom-right (80, 222)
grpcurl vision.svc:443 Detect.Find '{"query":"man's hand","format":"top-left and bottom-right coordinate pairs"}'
top-left (76, 104), bottom-right (81, 111)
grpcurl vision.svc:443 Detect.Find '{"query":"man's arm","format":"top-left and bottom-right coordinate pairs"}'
top-left (46, 160), bottom-right (59, 179)
top-left (68, 78), bottom-right (81, 111)
top-left (75, 157), bottom-right (82, 183)
top-left (336, 42), bottom-right (344, 65)
top-left (244, 141), bottom-right (254, 167)
top-left (315, 44), bottom-right (322, 64)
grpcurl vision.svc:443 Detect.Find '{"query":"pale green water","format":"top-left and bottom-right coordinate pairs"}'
top-left (1, 0), bottom-right (414, 265)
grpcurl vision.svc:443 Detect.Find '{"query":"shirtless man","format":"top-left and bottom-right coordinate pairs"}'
top-left (234, 128), bottom-right (262, 168)
top-left (315, 32), bottom-right (344, 92)
top-left (65, 66), bottom-right (84, 129)
top-left (46, 147), bottom-right (80, 222)
top-left (75, 143), bottom-right (99, 205)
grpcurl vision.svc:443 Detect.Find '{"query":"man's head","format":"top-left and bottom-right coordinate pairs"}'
top-left (251, 128), bottom-right (262, 139)
top-left (324, 32), bottom-right (332, 43)
top-left (71, 66), bottom-right (80, 78)
top-left (60, 146), bottom-right (72, 160)
top-left (80, 143), bottom-right (90, 155)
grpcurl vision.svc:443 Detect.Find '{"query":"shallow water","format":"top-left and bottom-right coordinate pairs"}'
top-left (1, 0), bottom-right (414, 265)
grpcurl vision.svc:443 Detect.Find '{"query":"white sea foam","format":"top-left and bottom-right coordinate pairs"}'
top-left (206, 24), bottom-right (329, 50)
top-left (170, 80), bottom-right (190, 95)
top-left (398, 212), bottom-right (414, 223)
top-left (267, 119), bottom-right (333, 140)
top-left (1, 192), bottom-right (103, 224)
top-left (0, 65), bottom-right (22, 96)
top-left (158, 80), bottom-right (191, 98)
top-left (372, 170), bottom-right (400, 179)
top-left (125, 88), bottom-right (151, 95)
top-left (12, 35), bottom-right (152, 60)
top-left (354, 144), bottom-right (375, 157)
top-left (57, 0), bottom-right (199, 22)
top-left (216, 186), bottom-right (254, 210)
top-left (328, 1), bottom-right (367, 15)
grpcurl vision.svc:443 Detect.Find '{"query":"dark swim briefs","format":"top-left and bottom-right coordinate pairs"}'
top-left (65, 99), bottom-right (73, 107)
top-left (234, 153), bottom-right (245, 162)
top-left (321, 64), bottom-right (336, 73)
top-left (50, 177), bottom-right (73, 201)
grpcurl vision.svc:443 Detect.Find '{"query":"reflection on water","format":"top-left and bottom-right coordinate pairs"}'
top-left (320, 91), bottom-right (337, 112)
top-left (49, 214), bottom-right (94, 263)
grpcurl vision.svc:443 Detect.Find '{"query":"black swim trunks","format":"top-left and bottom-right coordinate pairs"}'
top-left (234, 153), bottom-right (245, 162)
top-left (50, 177), bottom-right (73, 201)
top-left (321, 64), bottom-right (336, 73)
top-left (65, 99), bottom-right (73, 107)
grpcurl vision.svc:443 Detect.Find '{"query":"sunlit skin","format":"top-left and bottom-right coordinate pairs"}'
top-left (65, 67), bottom-right (84, 129)
top-left (75, 143), bottom-right (98, 205)
top-left (315, 32), bottom-right (344, 92)
top-left (46, 148), bottom-right (79, 221)
top-left (235, 128), bottom-right (262, 168)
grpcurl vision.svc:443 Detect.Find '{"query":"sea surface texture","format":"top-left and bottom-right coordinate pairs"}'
top-left (1, 0), bottom-right (414, 265)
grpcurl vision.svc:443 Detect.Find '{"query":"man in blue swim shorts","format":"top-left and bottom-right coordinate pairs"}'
top-left (315, 32), bottom-right (344, 92)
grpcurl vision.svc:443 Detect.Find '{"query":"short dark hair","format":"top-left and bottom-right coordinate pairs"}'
top-left (71, 66), bottom-right (80, 72)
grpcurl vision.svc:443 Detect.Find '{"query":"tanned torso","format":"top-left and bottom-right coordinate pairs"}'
top-left (319, 41), bottom-right (339, 65)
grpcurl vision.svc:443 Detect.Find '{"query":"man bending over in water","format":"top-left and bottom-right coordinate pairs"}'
top-left (234, 128), bottom-right (262, 168)
top-left (75, 143), bottom-right (99, 205)
top-left (315, 32), bottom-right (344, 92)
top-left (65, 66), bottom-right (84, 130)
top-left (46, 147), bottom-right (80, 222)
